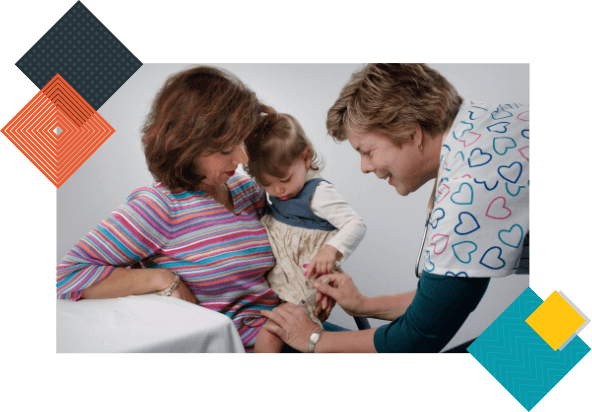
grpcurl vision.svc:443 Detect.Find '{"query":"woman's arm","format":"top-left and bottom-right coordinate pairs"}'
top-left (57, 188), bottom-right (170, 300)
top-left (80, 267), bottom-right (174, 299)
top-left (261, 302), bottom-right (378, 352)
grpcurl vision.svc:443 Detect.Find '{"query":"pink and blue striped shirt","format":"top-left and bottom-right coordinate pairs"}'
top-left (57, 174), bottom-right (279, 351)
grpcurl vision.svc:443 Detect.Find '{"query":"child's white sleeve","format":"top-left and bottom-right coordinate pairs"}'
top-left (310, 181), bottom-right (366, 265)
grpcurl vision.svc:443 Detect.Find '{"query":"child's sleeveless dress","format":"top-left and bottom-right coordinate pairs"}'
top-left (261, 177), bottom-right (345, 323)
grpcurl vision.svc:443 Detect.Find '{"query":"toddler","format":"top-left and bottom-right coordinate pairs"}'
top-left (244, 108), bottom-right (366, 352)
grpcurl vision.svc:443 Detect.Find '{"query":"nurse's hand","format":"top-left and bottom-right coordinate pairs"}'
top-left (261, 303), bottom-right (321, 352)
top-left (314, 291), bottom-right (335, 322)
top-left (314, 272), bottom-right (367, 317)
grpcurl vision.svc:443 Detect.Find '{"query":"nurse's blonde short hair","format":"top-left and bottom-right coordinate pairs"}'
top-left (326, 64), bottom-right (463, 145)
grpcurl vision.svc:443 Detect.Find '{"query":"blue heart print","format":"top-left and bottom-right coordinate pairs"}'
top-left (498, 224), bottom-right (524, 248)
top-left (468, 148), bottom-right (493, 167)
top-left (479, 246), bottom-right (506, 270)
top-left (498, 161), bottom-right (523, 184)
top-left (425, 251), bottom-right (435, 273)
top-left (445, 271), bottom-right (469, 277)
top-left (455, 151), bottom-right (465, 162)
top-left (451, 182), bottom-right (474, 205)
top-left (487, 121), bottom-right (511, 134)
top-left (440, 144), bottom-right (451, 163)
top-left (521, 129), bottom-right (529, 139)
top-left (430, 208), bottom-right (445, 229)
top-left (493, 137), bottom-right (517, 155)
top-left (505, 182), bottom-right (524, 197)
top-left (474, 178), bottom-right (499, 191)
top-left (455, 212), bottom-right (481, 235)
top-left (452, 241), bottom-right (478, 263)
top-left (469, 106), bottom-right (487, 120)
top-left (502, 103), bottom-right (520, 110)
top-left (491, 107), bottom-right (513, 120)
top-left (453, 121), bottom-right (474, 140)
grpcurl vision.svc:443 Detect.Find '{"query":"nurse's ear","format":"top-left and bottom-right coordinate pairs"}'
top-left (413, 124), bottom-right (425, 152)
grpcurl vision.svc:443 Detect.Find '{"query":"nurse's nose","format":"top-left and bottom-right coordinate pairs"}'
top-left (361, 157), bottom-right (374, 174)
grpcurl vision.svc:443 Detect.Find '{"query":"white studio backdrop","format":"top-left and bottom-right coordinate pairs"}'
top-left (57, 63), bottom-right (530, 350)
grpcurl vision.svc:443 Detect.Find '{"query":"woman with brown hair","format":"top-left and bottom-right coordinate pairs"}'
top-left (57, 66), bottom-right (294, 352)
top-left (262, 64), bottom-right (529, 352)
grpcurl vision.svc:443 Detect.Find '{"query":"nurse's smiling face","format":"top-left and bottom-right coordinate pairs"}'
top-left (345, 126), bottom-right (438, 196)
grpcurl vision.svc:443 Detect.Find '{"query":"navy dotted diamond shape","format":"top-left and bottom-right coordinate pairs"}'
top-left (15, 1), bottom-right (142, 111)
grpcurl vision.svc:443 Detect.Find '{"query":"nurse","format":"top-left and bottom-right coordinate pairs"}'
top-left (261, 63), bottom-right (529, 353)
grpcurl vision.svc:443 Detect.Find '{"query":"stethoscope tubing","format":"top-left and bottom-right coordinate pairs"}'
top-left (415, 211), bottom-right (432, 278)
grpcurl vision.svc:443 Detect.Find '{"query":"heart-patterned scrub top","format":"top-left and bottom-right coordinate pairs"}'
top-left (423, 100), bottom-right (529, 278)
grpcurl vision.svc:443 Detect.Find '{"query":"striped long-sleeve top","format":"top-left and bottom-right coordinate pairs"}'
top-left (57, 174), bottom-right (279, 351)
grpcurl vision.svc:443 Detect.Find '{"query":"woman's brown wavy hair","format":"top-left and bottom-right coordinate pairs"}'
top-left (326, 63), bottom-right (463, 144)
top-left (244, 106), bottom-right (322, 187)
top-left (142, 66), bottom-right (262, 191)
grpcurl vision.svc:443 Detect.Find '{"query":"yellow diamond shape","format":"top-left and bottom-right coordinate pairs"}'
top-left (525, 291), bottom-right (585, 350)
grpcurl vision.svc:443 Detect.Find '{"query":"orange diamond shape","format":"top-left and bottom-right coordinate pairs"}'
top-left (2, 74), bottom-right (115, 188)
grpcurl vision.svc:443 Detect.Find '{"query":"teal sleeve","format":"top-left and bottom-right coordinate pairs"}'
top-left (373, 271), bottom-right (490, 353)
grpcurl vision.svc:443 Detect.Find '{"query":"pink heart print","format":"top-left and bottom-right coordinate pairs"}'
top-left (459, 132), bottom-right (481, 148)
top-left (430, 234), bottom-right (450, 255)
top-left (518, 146), bottom-right (529, 161)
top-left (486, 196), bottom-right (512, 220)
top-left (436, 183), bottom-right (451, 204)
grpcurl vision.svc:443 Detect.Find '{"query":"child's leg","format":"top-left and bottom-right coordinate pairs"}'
top-left (254, 320), bottom-right (285, 353)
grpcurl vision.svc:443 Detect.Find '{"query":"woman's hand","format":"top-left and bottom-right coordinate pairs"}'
top-left (261, 303), bottom-right (322, 352)
top-left (313, 271), bottom-right (366, 317)
top-left (161, 272), bottom-right (198, 305)
top-left (170, 280), bottom-right (198, 304)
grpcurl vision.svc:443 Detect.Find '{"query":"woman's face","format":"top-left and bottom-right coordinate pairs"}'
top-left (194, 142), bottom-right (249, 188)
top-left (346, 126), bottom-right (433, 196)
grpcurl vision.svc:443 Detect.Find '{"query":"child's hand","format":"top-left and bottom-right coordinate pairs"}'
top-left (305, 245), bottom-right (342, 279)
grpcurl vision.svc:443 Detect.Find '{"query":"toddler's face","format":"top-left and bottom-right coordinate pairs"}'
top-left (259, 155), bottom-right (310, 200)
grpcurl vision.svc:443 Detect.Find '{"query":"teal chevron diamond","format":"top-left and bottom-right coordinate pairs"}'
top-left (468, 287), bottom-right (590, 411)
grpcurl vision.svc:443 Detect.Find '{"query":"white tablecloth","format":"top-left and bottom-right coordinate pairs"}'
top-left (57, 294), bottom-right (245, 353)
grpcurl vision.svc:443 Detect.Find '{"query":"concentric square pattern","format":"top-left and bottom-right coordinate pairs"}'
top-left (1, 74), bottom-right (114, 188)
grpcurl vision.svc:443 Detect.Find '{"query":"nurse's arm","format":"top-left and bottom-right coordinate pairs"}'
top-left (314, 272), bottom-right (415, 321)
top-left (354, 290), bottom-right (416, 321)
